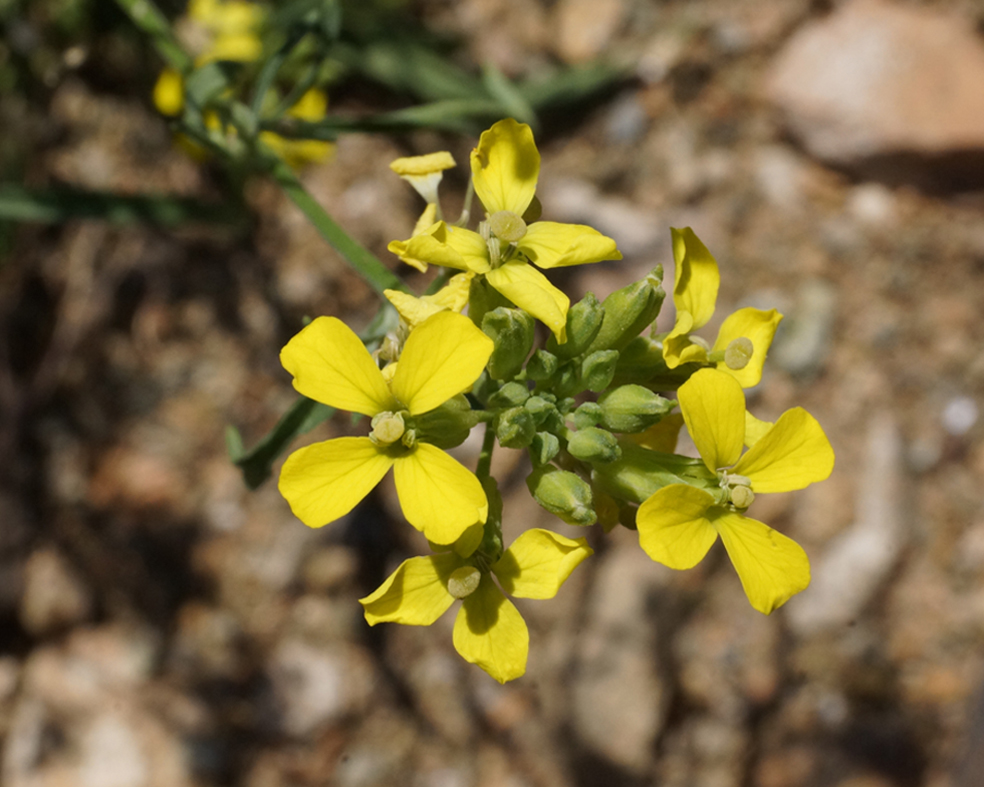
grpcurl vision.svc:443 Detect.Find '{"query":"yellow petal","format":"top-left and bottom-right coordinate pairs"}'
top-left (628, 412), bottom-right (685, 453)
top-left (384, 289), bottom-right (445, 329)
top-left (388, 222), bottom-right (470, 273)
top-left (453, 575), bottom-right (529, 683)
top-left (492, 529), bottom-right (593, 600)
top-left (202, 33), bottom-right (263, 63)
top-left (153, 69), bottom-right (185, 116)
top-left (443, 226), bottom-right (492, 273)
top-left (278, 437), bottom-right (394, 528)
top-left (732, 407), bottom-right (834, 493)
top-left (390, 151), bottom-right (456, 177)
top-left (428, 272), bottom-right (474, 313)
top-left (661, 311), bottom-right (709, 369)
top-left (712, 308), bottom-right (783, 388)
top-left (390, 311), bottom-right (494, 415)
top-left (411, 203), bottom-right (438, 242)
top-left (712, 510), bottom-right (810, 614)
top-left (360, 553), bottom-right (459, 625)
top-left (636, 484), bottom-right (719, 569)
top-left (470, 118), bottom-right (539, 216)
top-left (393, 444), bottom-right (488, 544)
top-left (486, 260), bottom-right (569, 343)
top-left (744, 411), bottom-right (774, 449)
top-left (518, 221), bottom-right (622, 269)
top-left (678, 368), bottom-right (746, 472)
top-left (287, 89), bottom-right (327, 121)
top-left (281, 316), bottom-right (396, 416)
top-left (671, 227), bottom-right (719, 331)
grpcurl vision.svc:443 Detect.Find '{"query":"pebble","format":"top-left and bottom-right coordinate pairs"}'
top-left (941, 396), bottom-right (978, 436)
top-left (19, 548), bottom-right (93, 636)
top-left (554, 0), bottom-right (626, 63)
top-left (772, 279), bottom-right (836, 378)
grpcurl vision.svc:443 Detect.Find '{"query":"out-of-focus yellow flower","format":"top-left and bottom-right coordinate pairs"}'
top-left (360, 528), bottom-right (593, 683)
top-left (188, 0), bottom-right (265, 62)
top-left (278, 311), bottom-right (493, 545)
top-left (635, 369), bottom-right (834, 614)
top-left (662, 227), bottom-right (782, 388)
top-left (388, 119), bottom-right (622, 342)
top-left (260, 89), bottom-right (335, 168)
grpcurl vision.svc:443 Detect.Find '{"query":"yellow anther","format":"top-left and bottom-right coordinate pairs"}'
top-left (725, 337), bottom-right (754, 370)
top-left (369, 411), bottom-right (405, 445)
top-left (730, 485), bottom-right (755, 509)
top-left (488, 210), bottom-right (528, 243)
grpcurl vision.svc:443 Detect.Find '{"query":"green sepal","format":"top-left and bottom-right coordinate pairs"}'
top-left (580, 350), bottom-right (620, 393)
top-left (597, 384), bottom-right (675, 434)
top-left (567, 427), bottom-right (621, 464)
top-left (529, 431), bottom-right (560, 466)
top-left (573, 401), bottom-right (603, 430)
top-left (527, 349), bottom-right (559, 382)
top-left (494, 406), bottom-right (537, 449)
top-left (415, 394), bottom-right (480, 449)
top-left (612, 336), bottom-right (703, 388)
top-left (526, 466), bottom-right (596, 526)
top-left (546, 292), bottom-right (604, 359)
top-left (524, 395), bottom-right (556, 427)
top-left (591, 441), bottom-right (718, 505)
top-left (586, 266), bottom-right (665, 354)
top-left (477, 476), bottom-right (504, 564)
top-left (482, 307), bottom-right (535, 381)
top-left (488, 381), bottom-right (531, 409)
top-left (551, 360), bottom-right (579, 397)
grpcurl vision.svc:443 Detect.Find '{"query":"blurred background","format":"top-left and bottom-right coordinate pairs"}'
top-left (2, 0), bottom-right (984, 785)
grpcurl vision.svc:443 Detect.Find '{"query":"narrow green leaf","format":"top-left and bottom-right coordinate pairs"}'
top-left (481, 63), bottom-right (536, 128)
top-left (114, 0), bottom-right (193, 72)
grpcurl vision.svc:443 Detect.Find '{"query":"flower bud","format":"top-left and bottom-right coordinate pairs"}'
top-left (447, 566), bottom-right (481, 599)
top-left (586, 267), bottom-right (665, 354)
top-left (415, 394), bottom-right (480, 449)
top-left (591, 442), bottom-right (718, 504)
top-left (527, 349), bottom-right (559, 382)
top-left (568, 427), bottom-right (621, 464)
top-left (524, 395), bottom-right (556, 426)
top-left (482, 307), bottom-right (535, 381)
top-left (526, 466), bottom-right (596, 526)
top-left (530, 431), bottom-right (560, 465)
top-left (597, 385), bottom-right (675, 434)
top-left (580, 350), bottom-right (619, 393)
top-left (495, 406), bottom-right (536, 449)
top-left (488, 381), bottom-right (531, 409)
top-left (573, 401), bottom-right (603, 430)
top-left (547, 292), bottom-right (605, 359)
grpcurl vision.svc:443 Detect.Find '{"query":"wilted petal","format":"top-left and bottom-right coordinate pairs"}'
top-left (390, 311), bottom-right (493, 415)
top-left (453, 575), bottom-right (529, 683)
top-left (519, 221), bottom-right (621, 269)
top-left (733, 407), bottom-right (834, 493)
top-left (470, 118), bottom-right (539, 216)
top-left (712, 510), bottom-right (810, 614)
top-left (360, 553), bottom-right (460, 625)
top-left (486, 260), bottom-right (569, 343)
top-left (492, 529), bottom-right (593, 600)
top-left (279, 437), bottom-right (393, 528)
top-left (636, 484), bottom-right (719, 569)
top-left (393, 443), bottom-right (488, 544)
top-left (281, 316), bottom-right (396, 416)
top-left (679, 369), bottom-right (746, 472)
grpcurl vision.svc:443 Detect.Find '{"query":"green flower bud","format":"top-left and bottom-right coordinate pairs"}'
top-left (477, 476), bottom-right (504, 562)
top-left (591, 442), bottom-right (718, 505)
top-left (547, 292), bottom-right (605, 359)
top-left (415, 394), bottom-right (480, 449)
top-left (556, 397), bottom-right (576, 415)
top-left (468, 275), bottom-right (509, 329)
top-left (482, 307), bottom-right (535, 381)
top-left (597, 384), bottom-right (675, 433)
top-left (524, 395), bottom-right (556, 426)
top-left (551, 361), bottom-right (579, 397)
top-left (612, 336), bottom-right (665, 385)
top-left (447, 566), bottom-right (481, 598)
top-left (580, 350), bottom-right (620, 393)
top-left (530, 431), bottom-right (560, 466)
top-left (527, 349), bottom-right (559, 382)
top-left (494, 406), bottom-right (536, 449)
top-left (573, 401), bottom-right (603, 430)
top-left (488, 381), bottom-right (531, 409)
top-left (586, 267), bottom-right (665, 354)
top-left (568, 427), bottom-right (622, 464)
top-left (526, 466), bottom-right (596, 526)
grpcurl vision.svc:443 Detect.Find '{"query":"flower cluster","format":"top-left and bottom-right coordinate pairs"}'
top-left (278, 119), bottom-right (834, 682)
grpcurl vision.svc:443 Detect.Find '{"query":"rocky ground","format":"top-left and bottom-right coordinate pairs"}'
top-left (3, 0), bottom-right (984, 785)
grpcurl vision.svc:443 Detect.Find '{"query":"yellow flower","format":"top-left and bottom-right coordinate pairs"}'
top-left (388, 119), bottom-right (622, 342)
top-left (635, 369), bottom-right (834, 614)
top-left (260, 89), bottom-right (335, 168)
top-left (360, 528), bottom-right (593, 683)
top-left (390, 152), bottom-right (457, 206)
top-left (188, 0), bottom-right (265, 63)
top-left (383, 272), bottom-right (474, 330)
top-left (662, 227), bottom-right (783, 388)
top-left (278, 311), bottom-right (493, 545)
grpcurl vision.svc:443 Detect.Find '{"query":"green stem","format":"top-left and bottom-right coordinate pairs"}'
top-left (455, 177), bottom-right (475, 227)
top-left (114, 0), bottom-right (192, 72)
top-left (269, 61), bottom-right (321, 120)
top-left (251, 27), bottom-right (308, 117)
top-left (267, 157), bottom-right (409, 295)
top-left (476, 422), bottom-right (496, 478)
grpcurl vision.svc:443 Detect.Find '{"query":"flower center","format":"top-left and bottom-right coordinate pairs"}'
top-left (719, 471), bottom-right (754, 509)
top-left (488, 210), bottom-right (528, 243)
top-left (447, 566), bottom-right (481, 599)
top-left (724, 337), bottom-right (754, 370)
top-left (370, 411), bottom-right (406, 445)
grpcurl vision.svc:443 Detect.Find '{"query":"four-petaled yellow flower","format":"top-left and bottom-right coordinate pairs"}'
top-left (278, 311), bottom-right (493, 545)
top-left (663, 227), bottom-right (783, 388)
top-left (636, 368), bottom-right (834, 614)
top-left (388, 118), bottom-right (622, 342)
top-left (383, 272), bottom-right (474, 330)
top-left (360, 528), bottom-right (593, 683)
